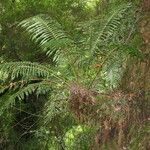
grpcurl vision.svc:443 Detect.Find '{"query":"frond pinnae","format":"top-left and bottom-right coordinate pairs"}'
top-left (0, 82), bottom-right (51, 116)
top-left (91, 3), bottom-right (132, 52)
top-left (19, 15), bottom-right (73, 62)
top-left (0, 62), bottom-right (52, 80)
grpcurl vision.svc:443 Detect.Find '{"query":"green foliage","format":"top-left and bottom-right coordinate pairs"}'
top-left (0, 61), bottom-right (54, 117)
top-left (0, 61), bottom-right (52, 80)
top-left (65, 126), bottom-right (96, 150)
top-left (91, 3), bottom-right (132, 52)
top-left (19, 15), bottom-right (73, 62)
top-left (0, 0), bottom-right (148, 149)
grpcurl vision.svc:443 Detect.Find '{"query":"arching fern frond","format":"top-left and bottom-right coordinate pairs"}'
top-left (90, 3), bottom-right (132, 52)
top-left (19, 15), bottom-right (73, 62)
top-left (0, 82), bottom-right (51, 116)
top-left (0, 62), bottom-right (52, 80)
top-left (9, 82), bottom-right (51, 101)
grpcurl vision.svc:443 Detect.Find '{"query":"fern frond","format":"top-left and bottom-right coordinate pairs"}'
top-left (19, 15), bottom-right (73, 61)
top-left (0, 62), bottom-right (52, 80)
top-left (0, 85), bottom-right (8, 94)
top-left (9, 82), bottom-right (51, 101)
top-left (0, 82), bottom-right (51, 116)
top-left (91, 3), bottom-right (132, 52)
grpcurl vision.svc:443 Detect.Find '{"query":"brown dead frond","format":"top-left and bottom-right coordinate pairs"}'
top-left (69, 82), bottom-right (97, 123)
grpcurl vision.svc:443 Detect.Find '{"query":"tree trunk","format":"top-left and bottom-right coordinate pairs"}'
top-left (120, 0), bottom-right (150, 120)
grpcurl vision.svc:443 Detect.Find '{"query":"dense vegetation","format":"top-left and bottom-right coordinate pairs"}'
top-left (0, 0), bottom-right (149, 149)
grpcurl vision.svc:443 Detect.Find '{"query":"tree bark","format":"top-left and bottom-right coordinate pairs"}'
top-left (120, 0), bottom-right (150, 119)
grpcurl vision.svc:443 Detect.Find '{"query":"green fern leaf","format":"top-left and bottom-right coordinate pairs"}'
top-left (0, 82), bottom-right (51, 116)
top-left (19, 15), bottom-right (73, 62)
top-left (91, 3), bottom-right (132, 52)
top-left (0, 62), bottom-right (52, 80)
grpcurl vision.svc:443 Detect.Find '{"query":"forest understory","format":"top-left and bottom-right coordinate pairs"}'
top-left (0, 0), bottom-right (149, 150)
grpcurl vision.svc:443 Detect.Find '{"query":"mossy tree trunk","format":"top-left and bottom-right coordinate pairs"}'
top-left (120, 0), bottom-right (150, 120)
top-left (93, 1), bottom-right (150, 149)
